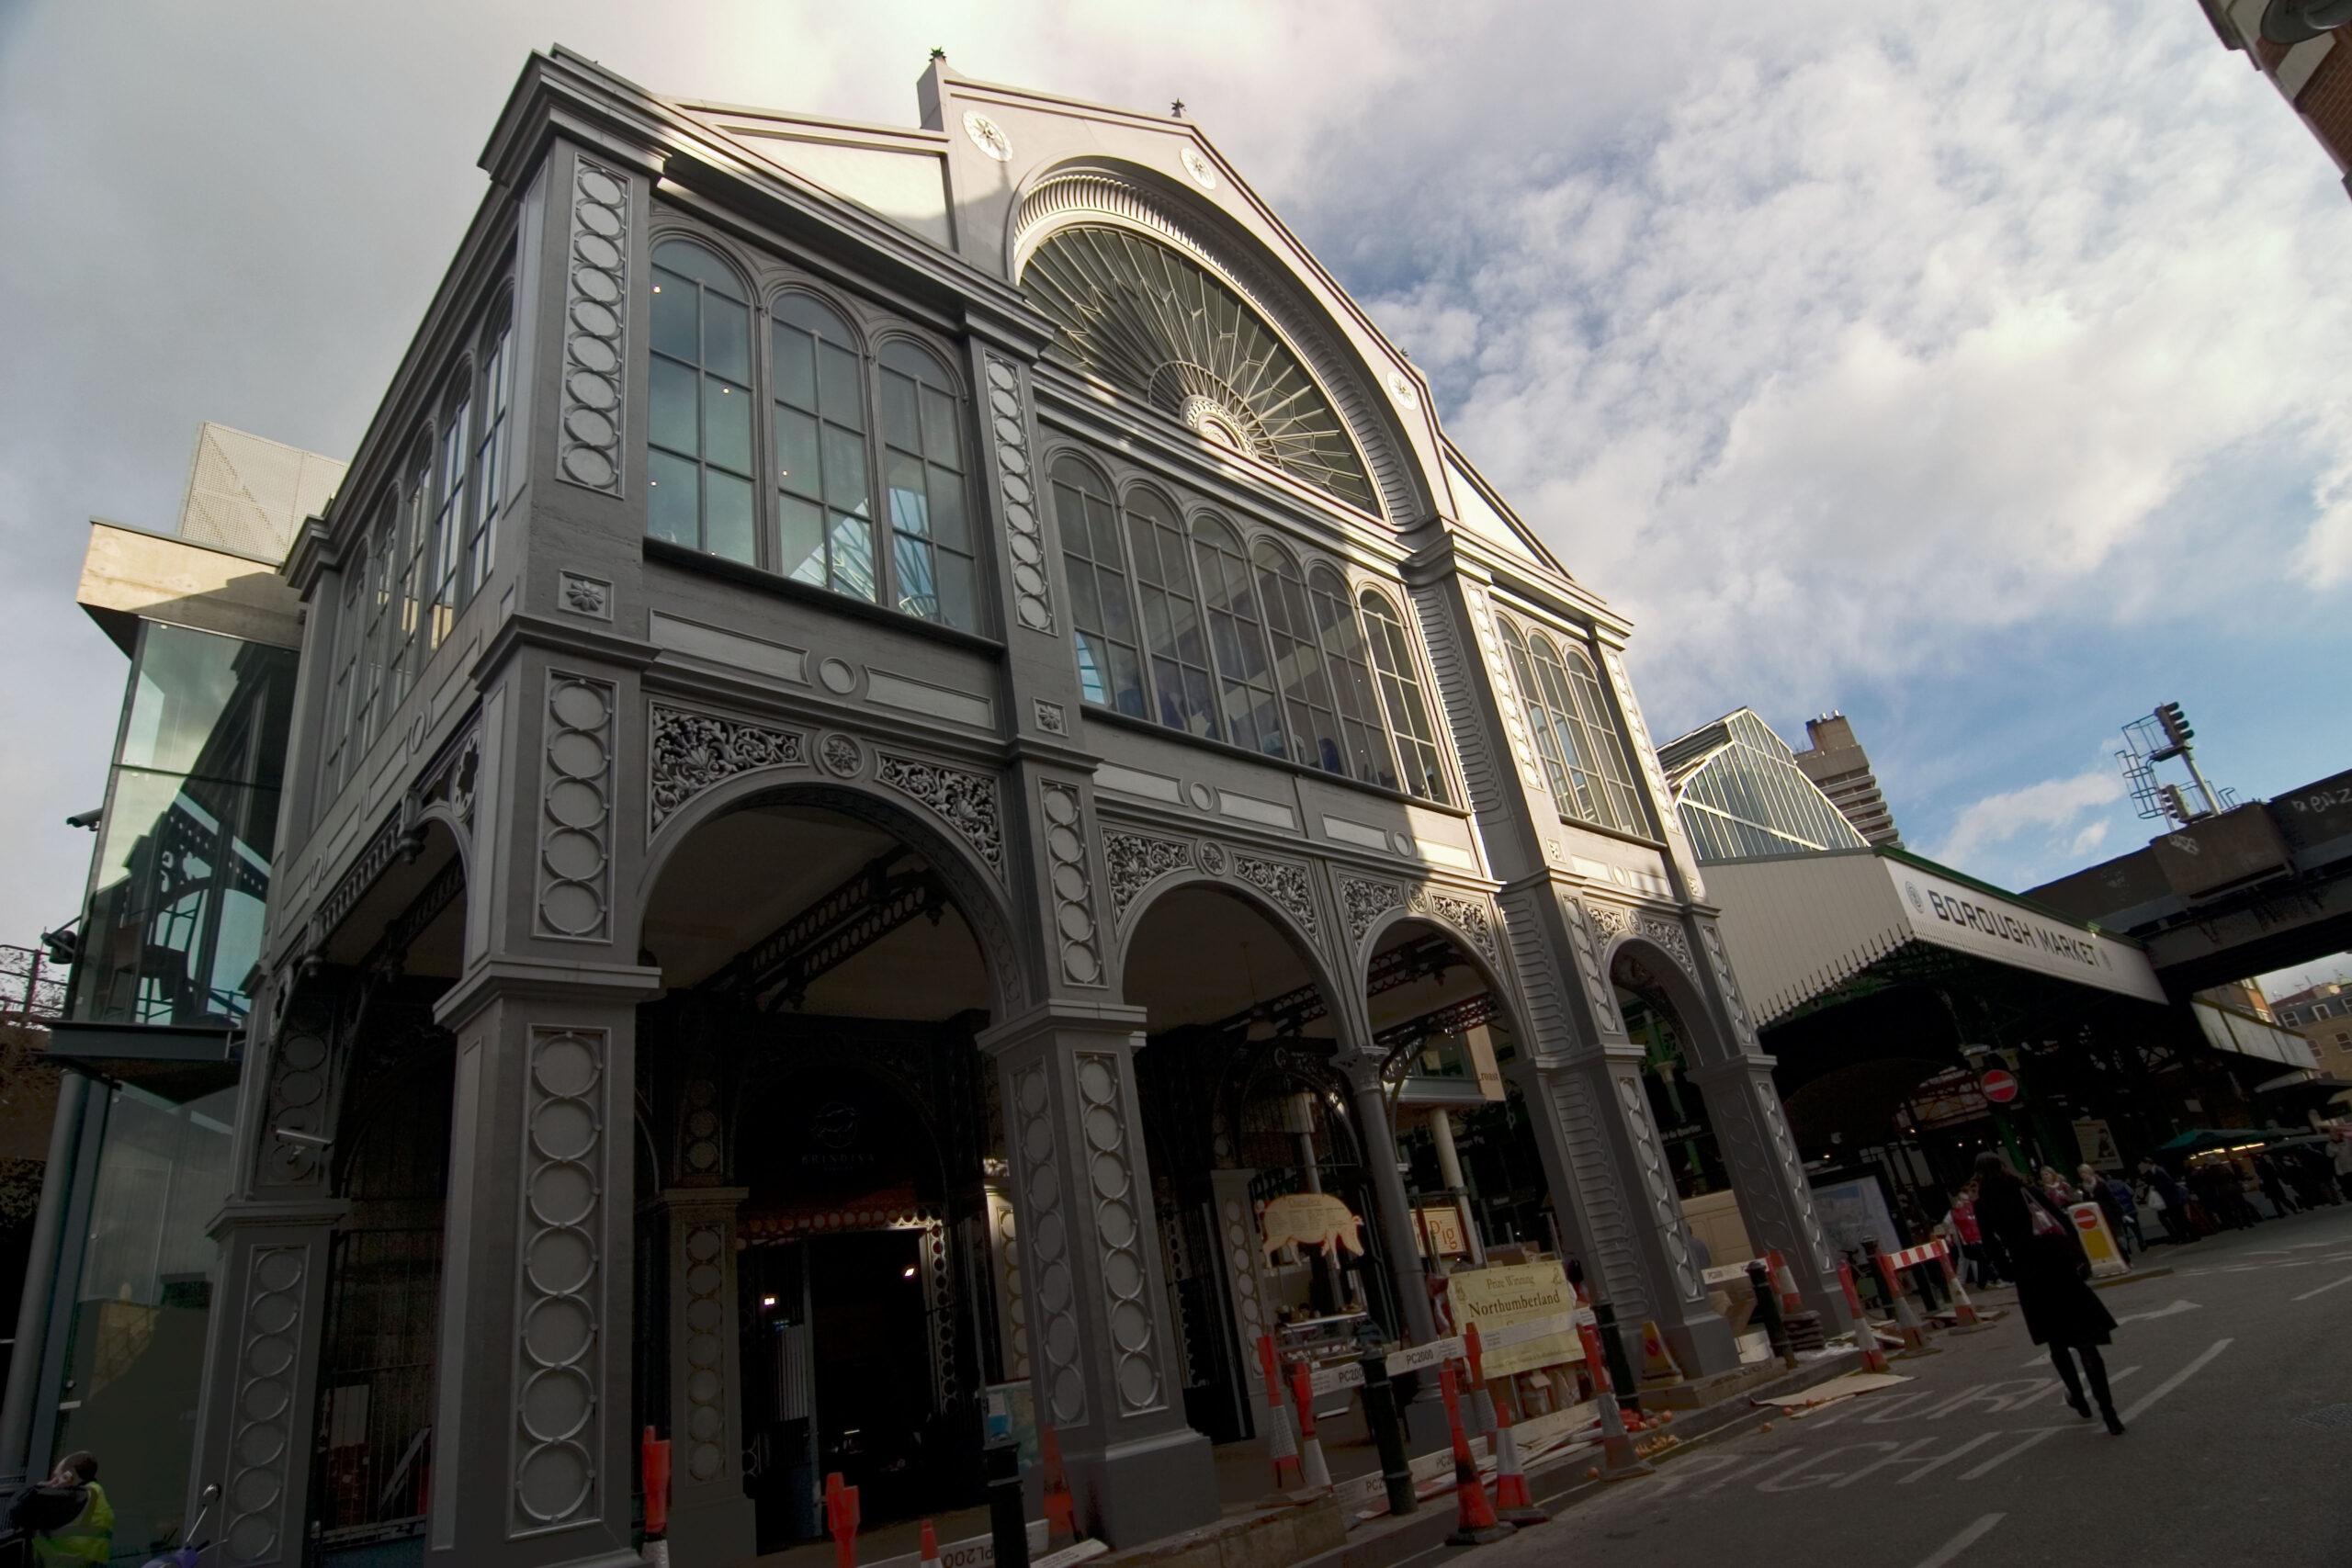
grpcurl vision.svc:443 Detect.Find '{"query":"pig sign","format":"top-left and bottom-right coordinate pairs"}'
top-left (1260, 1191), bottom-right (1365, 1258)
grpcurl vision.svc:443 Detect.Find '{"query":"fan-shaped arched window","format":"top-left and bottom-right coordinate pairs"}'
top-left (1193, 515), bottom-right (1285, 757)
top-left (1358, 591), bottom-right (1447, 803)
top-left (772, 291), bottom-right (873, 599)
top-left (1253, 541), bottom-right (1346, 773)
top-left (1500, 617), bottom-right (1643, 834)
top-left (1051, 457), bottom-right (1143, 715)
top-left (648, 240), bottom-right (755, 563)
top-left (1124, 486), bottom-right (1216, 737)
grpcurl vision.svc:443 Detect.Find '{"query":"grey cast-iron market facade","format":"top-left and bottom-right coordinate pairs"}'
top-left (150, 50), bottom-right (1847, 1568)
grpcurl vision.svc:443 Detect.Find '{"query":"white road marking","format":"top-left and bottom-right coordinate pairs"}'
top-left (1956, 1427), bottom-right (2068, 1480)
top-left (2006, 1365), bottom-right (2138, 1409)
top-left (2291, 1274), bottom-right (2352, 1303)
top-left (1693, 1447), bottom-right (1815, 1495)
top-left (1896, 1432), bottom-right (2003, 1483)
top-left (2116, 1298), bottom-right (2201, 1324)
top-left (2118, 1338), bottom-right (2233, 1425)
top-left (1914, 1513), bottom-right (2006, 1568)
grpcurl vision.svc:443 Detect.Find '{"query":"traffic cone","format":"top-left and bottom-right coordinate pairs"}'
top-left (1938, 1243), bottom-right (1981, 1325)
top-left (825, 1472), bottom-right (860, 1568)
top-left (919, 1520), bottom-right (942, 1568)
top-left (1463, 1324), bottom-right (1499, 1438)
top-left (1768, 1249), bottom-right (1804, 1316)
top-left (1255, 1335), bottom-right (1302, 1491)
top-left (1038, 1426), bottom-right (1078, 1544)
top-left (1575, 1319), bottom-right (1653, 1480)
top-left (1872, 1255), bottom-right (1938, 1358)
top-left (1488, 1392), bottom-right (1549, 1525)
top-left (1441, 1363), bottom-right (1514, 1544)
top-left (1287, 1358), bottom-right (1332, 1492)
top-left (1636, 1320), bottom-right (1682, 1385)
top-left (1838, 1263), bottom-right (1889, 1371)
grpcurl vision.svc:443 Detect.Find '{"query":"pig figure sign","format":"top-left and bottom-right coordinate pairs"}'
top-left (1260, 1190), bottom-right (1366, 1258)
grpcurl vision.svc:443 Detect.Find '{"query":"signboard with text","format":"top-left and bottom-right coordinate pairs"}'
top-left (1884, 861), bottom-right (2165, 1002)
top-left (1443, 1259), bottom-right (1583, 1376)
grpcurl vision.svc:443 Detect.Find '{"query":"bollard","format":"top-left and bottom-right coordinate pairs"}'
top-left (1039, 1425), bottom-right (1078, 1543)
top-left (1835, 1260), bottom-right (1863, 1321)
top-left (1767, 1249), bottom-right (1804, 1316)
top-left (1289, 1358), bottom-right (1332, 1492)
top-left (1360, 1348), bottom-right (1419, 1517)
top-left (825, 1472), bottom-right (860, 1568)
top-left (1745, 1261), bottom-right (1796, 1368)
top-left (985, 1440), bottom-right (1029, 1568)
top-left (1575, 1318), bottom-right (1653, 1479)
top-left (1590, 1300), bottom-right (1645, 1413)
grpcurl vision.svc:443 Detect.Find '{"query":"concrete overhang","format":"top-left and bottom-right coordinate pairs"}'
top-left (76, 519), bottom-right (304, 654)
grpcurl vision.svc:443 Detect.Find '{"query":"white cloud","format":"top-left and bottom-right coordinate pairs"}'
top-left (1931, 763), bottom-right (2126, 869)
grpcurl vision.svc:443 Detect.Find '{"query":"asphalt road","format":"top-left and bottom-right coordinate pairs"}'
top-left (1458, 1201), bottom-right (2352, 1568)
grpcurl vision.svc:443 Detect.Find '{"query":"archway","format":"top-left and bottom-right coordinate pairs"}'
top-left (1364, 918), bottom-right (1543, 1288)
top-left (303, 818), bottom-right (467, 1567)
top-left (635, 790), bottom-right (1003, 1560)
top-left (1117, 882), bottom-right (1373, 1444)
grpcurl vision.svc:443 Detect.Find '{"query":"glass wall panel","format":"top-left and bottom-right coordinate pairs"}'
top-left (1359, 591), bottom-right (1448, 803)
top-left (48, 1084), bottom-right (236, 1561)
top-left (74, 624), bottom-right (295, 1027)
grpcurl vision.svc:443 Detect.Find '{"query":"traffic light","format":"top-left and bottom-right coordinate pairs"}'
top-left (2154, 701), bottom-right (2193, 759)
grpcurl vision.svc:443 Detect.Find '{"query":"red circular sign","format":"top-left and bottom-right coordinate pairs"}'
top-left (1980, 1068), bottom-right (2019, 1103)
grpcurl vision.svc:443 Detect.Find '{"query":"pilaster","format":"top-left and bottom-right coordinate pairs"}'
top-left (977, 1001), bottom-right (1216, 1548)
top-left (661, 1188), bottom-right (755, 1568)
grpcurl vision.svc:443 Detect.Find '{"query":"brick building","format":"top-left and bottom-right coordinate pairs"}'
top-left (2201, 0), bottom-right (2352, 194)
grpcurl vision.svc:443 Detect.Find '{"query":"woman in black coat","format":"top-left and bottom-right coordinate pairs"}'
top-left (1972, 1151), bottom-right (2124, 1434)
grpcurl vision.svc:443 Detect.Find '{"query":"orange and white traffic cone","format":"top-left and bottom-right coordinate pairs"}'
top-left (1872, 1255), bottom-right (1937, 1358)
top-left (1441, 1363), bottom-right (1514, 1544)
top-left (825, 1472), bottom-right (860, 1568)
top-left (1488, 1387), bottom-right (1549, 1525)
top-left (1287, 1358), bottom-right (1332, 1492)
top-left (1768, 1249), bottom-right (1804, 1317)
top-left (1939, 1243), bottom-right (1981, 1325)
top-left (918, 1519), bottom-right (942, 1568)
top-left (1838, 1262), bottom-right (1889, 1371)
top-left (1575, 1320), bottom-right (1653, 1480)
top-left (1464, 1324), bottom-right (1499, 1438)
top-left (1039, 1426), bottom-right (1078, 1545)
top-left (1636, 1320), bottom-right (1682, 1385)
top-left (1256, 1335), bottom-right (1303, 1491)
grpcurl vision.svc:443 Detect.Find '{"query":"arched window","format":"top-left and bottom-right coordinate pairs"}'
top-left (1124, 486), bottom-right (1216, 737)
top-left (1500, 616), bottom-right (1642, 833)
top-left (466, 310), bottom-right (512, 592)
top-left (1307, 568), bottom-right (1393, 787)
top-left (878, 340), bottom-right (975, 629)
top-left (1051, 457), bottom-right (1143, 715)
top-left (772, 291), bottom-right (873, 598)
top-left (1358, 590), bottom-right (1448, 803)
top-left (1252, 541), bottom-right (1345, 774)
top-left (428, 378), bottom-right (469, 650)
top-left (1193, 515), bottom-right (1285, 757)
top-left (648, 239), bottom-right (756, 563)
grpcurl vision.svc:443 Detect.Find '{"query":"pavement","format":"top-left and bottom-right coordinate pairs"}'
top-left (1411, 1202), bottom-right (2352, 1568)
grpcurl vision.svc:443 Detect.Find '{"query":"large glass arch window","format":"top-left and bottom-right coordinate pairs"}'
top-left (1193, 514), bottom-right (1285, 758)
top-left (1500, 616), bottom-right (1644, 834)
top-left (1124, 486), bottom-right (1216, 737)
top-left (1358, 589), bottom-right (1448, 804)
top-left (878, 339), bottom-right (976, 629)
top-left (1051, 457), bottom-right (1143, 715)
top-left (772, 291), bottom-right (875, 599)
top-left (1306, 564), bottom-right (1390, 786)
top-left (649, 239), bottom-right (756, 563)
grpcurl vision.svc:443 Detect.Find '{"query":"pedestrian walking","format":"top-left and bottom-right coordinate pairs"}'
top-left (2256, 1155), bottom-right (2299, 1217)
top-left (4, 1451), bottom-right (110, 1564)
top-left (1973, 1152), bottom-right (2124, 1435)
top-left (2138, 1159), bottom-right (2194, 1245)
top-left (1950, 1180), bottom-right (2000, 1286)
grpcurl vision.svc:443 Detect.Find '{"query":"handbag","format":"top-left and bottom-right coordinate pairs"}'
top-left (2027, 1190), bottom-right (2091, 1279)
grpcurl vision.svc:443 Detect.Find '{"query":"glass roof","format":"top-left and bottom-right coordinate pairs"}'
top-left (1664, 709), bottom-right (1868, 863)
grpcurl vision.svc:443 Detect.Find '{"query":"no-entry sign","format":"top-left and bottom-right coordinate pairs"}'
top-left (1980, 1068), bottom-right (2019, 1103)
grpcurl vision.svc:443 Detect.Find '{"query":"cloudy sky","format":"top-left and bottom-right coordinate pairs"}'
top-left (1, 0), bottom-right (2345, 993)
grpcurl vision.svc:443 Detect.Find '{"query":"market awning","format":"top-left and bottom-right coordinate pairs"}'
top-left (2154, 1127), bottom-right (2299, 1156)
top-left (1702, 846), bottom-right (2165, 1025)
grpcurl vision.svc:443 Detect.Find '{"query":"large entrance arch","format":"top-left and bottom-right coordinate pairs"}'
top-left (634, 789), bottom-right (1009, 1565)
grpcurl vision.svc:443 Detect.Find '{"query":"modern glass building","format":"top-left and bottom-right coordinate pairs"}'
top-left (0, 427), bottom-right (336, 1562)
top-left (1658, 708), bottom-right (1870, 862)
